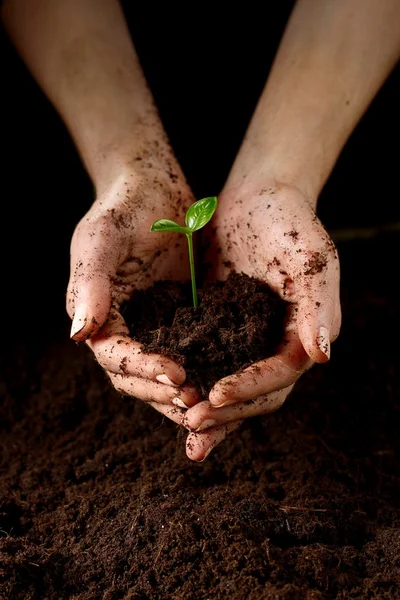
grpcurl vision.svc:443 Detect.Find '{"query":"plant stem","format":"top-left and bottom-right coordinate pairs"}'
top-left (186, 233), bottom-right (198, 308)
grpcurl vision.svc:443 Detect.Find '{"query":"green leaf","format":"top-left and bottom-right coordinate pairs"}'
top-left (185, 196), bottom-right (218, 232)
top-left (150, 219), bottom-right (190, 234)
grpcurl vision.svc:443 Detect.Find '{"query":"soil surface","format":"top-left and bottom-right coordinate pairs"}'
top-left (124, 271), bottom-right (286, 397)
top-left (0, 236), bottom-right (399, 600)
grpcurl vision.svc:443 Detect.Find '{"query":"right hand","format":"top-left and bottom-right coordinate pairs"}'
top-left (181, 180), bottom-right (342, 461)
top-left (66, 161), bottom-right (201, 412)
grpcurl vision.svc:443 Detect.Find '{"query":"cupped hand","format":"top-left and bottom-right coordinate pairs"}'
top-left (182, 181), bottom-right (341, 460)
top-left (67, 161), bottom-right (200, 410)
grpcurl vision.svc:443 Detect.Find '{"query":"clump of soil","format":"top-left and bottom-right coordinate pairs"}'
top-left (123, 271), bottom-right (287, 396)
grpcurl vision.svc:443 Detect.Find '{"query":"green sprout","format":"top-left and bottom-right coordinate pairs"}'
top-left (150, 196), bottom-right (218, 308)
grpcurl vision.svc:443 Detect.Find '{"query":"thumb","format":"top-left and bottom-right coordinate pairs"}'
top-left (67, 223), bottom-right (121, 342)
top-left (295, 255), bottom-right (341, 363)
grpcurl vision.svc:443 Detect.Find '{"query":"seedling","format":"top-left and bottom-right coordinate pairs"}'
top-left (150, 197), bottom-right (218, 308)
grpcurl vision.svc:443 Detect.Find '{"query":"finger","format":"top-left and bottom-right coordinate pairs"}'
top-left (67, 218), bottom-right (123, 342)
top-left (209, 307), bottom-right (311, 407)
top-left (294, 244), bottom-right (341, 363)
top-left (185, 386), bottom-right (292, 431)
top-left (88, 310), bottom-right (186, 385)
top-left (147, 404), bottom-right (242, 463)
top-left (147, 401), bottom-right (186, 426)
top-left (109, 373), bottom-right (200, 407)
top-left (186, 421), bottom-right (243, 462)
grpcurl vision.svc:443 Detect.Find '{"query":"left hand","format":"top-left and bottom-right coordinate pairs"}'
top-left (182, 181), bottom-right (341, 461)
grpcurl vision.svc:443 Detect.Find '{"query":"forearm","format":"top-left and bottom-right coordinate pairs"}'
top-left (227, 0), bottom-right (400, 202)
top-left (2, 0), bottom-right (166, 191)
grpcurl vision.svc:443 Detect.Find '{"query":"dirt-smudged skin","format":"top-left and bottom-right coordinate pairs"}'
top-left (201, 182), bottom-right (341, 370)
top-left (67, 131), bottom-right (193, 327)
top-left (64, 128), bottom-right (203, 405)
top-left (205, 184), bottom-right (338, 300)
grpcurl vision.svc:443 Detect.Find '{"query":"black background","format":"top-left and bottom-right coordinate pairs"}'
top-left (0, 2), bottom-right (399, 330)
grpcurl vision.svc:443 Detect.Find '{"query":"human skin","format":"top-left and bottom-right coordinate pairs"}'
top-left (2, 0), bottom-right (400, 461)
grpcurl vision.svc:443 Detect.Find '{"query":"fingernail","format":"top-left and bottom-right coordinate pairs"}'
top-left (172, 397), bottom-right (189, 409)
top-left (211, 400), bottom-right (231, 408)
top-left (156, 374), bottom-right (175, 386)
top-left (317, 326), bottom-right (330, 359)
top-left (195, 419), bottom-right (217, 432)
top-left (70, 306), bottom-right (87, 340)
top-left (198, 447), bottom-right (213, 462)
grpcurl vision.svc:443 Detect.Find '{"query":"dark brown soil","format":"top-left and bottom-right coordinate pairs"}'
top-left (0, 236), bottom-right (399, 600)
top-left (123, 271), bottom-right (287, 397)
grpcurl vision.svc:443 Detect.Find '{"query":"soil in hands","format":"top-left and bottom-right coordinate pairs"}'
top-left (123, 271), bottom-right (287, 397)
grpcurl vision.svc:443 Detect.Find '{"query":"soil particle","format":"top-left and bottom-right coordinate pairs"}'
top-left (284, 229), bottom-right (299, 241)
top-left (304, 252), bottom-right (328, 276)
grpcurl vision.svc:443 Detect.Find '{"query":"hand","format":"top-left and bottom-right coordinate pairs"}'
top-left (182, 181), bottom-right (341, 461)
top-left (67, 161), bottom-right (201, 412)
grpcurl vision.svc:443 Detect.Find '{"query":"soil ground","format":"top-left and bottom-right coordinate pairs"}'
top-left (0, 234), bottom-right (399, 600)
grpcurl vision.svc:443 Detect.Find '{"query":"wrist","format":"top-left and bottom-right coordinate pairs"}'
top-left (225, 104), bottom-right (346, 207)
top-left (222, 179), bottom-right (318, 218)
top-left (88, 122), bottom-right (175, 195)
top-left (224, 160), bottom-right (320, 211)
top-left (89, 139), bottom-right (190, 217)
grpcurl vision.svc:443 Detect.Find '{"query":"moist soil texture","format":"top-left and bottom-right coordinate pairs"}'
top-left (0, 235), bottom-right (399, 600)
top-left (123, 271), bottom-right (287, 398)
